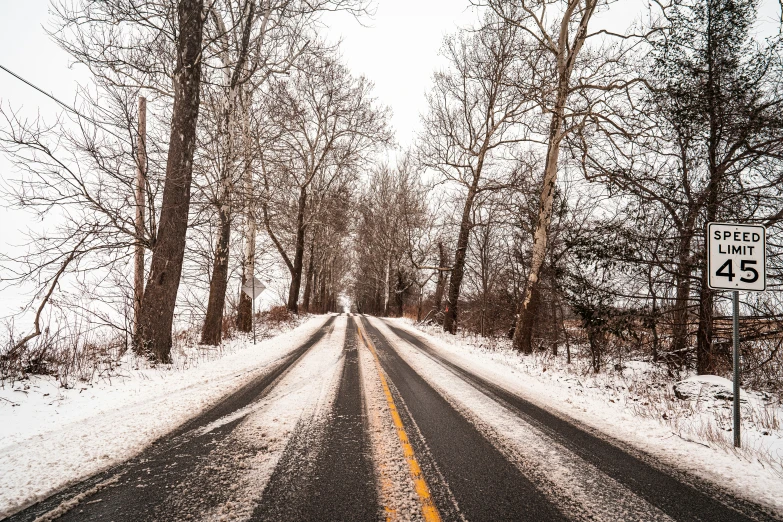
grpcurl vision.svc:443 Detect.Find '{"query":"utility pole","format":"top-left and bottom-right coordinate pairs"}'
top-left (252, 274), bottom-right (256, 345)
top-left (134, 96), bottom-right (147, 344)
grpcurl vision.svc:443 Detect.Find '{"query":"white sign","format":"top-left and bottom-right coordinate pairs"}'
top-left (707, 223), bottom-right (766, 291)
top-left (241, 277), bottom-right (266, 299)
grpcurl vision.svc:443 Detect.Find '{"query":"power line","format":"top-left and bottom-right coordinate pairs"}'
top-left (0, 63), bottom-right (128, 142)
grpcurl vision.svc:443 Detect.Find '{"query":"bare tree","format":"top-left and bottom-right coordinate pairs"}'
top-left (198, 1), bottom-right (259, 345)
top-left (136, 0), bottom-right (207, 361)
top-left (575, 0), bottom-right (783, 372)
top-left (0, 71), bottom-right (167, 354)
top-left (258, 49), bottom-right (391, 313)
top-left (484, 0), bottom-right (599, 353)
top-left (352, 160), bottom-right (430, 316)
top-left (419, 12), bottom-right (536, 334)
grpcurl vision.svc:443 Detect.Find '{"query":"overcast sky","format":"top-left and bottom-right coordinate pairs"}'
top-left (0, 1), bottom-right (480, 146)
top-left (2, 0), bottom-right (779, 160)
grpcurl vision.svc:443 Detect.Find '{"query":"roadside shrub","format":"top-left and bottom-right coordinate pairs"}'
top-left (264, 305), bottom-right (294, 324)
top-left (1, 320), bottom-right (125, 388)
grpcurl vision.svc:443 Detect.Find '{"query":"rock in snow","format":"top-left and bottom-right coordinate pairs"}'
top-left (673, 375), bottom-right (745, 402)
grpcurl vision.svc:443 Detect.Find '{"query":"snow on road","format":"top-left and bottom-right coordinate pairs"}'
top-left (358, 323), bottom-right (422, 521)
top-left (0, 315), bottom-right (330, 518)
top-left (369, 317), bottom-right (672, 522)
top-left (191, 316), bottom-right (347, 521)
top-left (382, 318), bottom-right (783, 517)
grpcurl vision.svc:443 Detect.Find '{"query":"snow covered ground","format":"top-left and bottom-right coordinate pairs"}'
top-left (385, 318), bottom-right (783, 516)
top-left (4, 313), bottom-right (782, 519)
top-left (0, 315), bottom-right (328, 518)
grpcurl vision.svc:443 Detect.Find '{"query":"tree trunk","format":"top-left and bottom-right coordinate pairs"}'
top-left (236, 267), bottom-right (253, 332)
top-left (443, 180), bottom-right (479, 334)
top-left (394, 269), bottom-right (404, 317)
top-left (320, 264), bottom-right (328, 313)
top-left (235, 224), bottom-right (254, 332)
top-left (198, 1), bottom-right (256, 341)
top-left (137, 0), bottom-right (205, 362)
top-left (516, 280), bottom-right (542, 352)
top-left (650, 293), bottom-right (659, 363)
top-left (670, 230), bottom-right (693, 364)
top-left (512, 0), bottom-right (596, 354)
top-left (286, 186), bottom-right (307, 313)
top-left (200, 206), bottom-right (231, 345)
top-left (201, 94), bottom-right (238, 343)
top-left (329, 266), bottom-right (336, 312)
top-left (383, 254), bottom-right (391, 316)
top-left (302, 238), bottom-right (315, 312)
top-left (549, 290), bottom-right (559, 355)
top-left (133, 96), bottom-right (147, 350)
top-left (433, 241), bottom-right (448, 317)
top-left (697, 14), bottom-right (721, 375)
top-left (236, 96), bottom-right (255, 333)
top-left (312, 266), bottom-right (321, 313)
top-left (236, 217), bottom-right (254, 332)
top-left (696, 223), bottom-right (717, 373)
top-left (513, 109), bottom-right (564, 353)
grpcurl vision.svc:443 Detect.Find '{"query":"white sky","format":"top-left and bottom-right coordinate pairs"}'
top-left (321, 0), bottom-right (481, 147)
top-left (0, 0), bottom-right (480, 148)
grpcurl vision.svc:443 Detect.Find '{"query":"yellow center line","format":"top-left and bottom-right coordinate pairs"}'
top-left (357, 322), bottom-right (442, 522)
top-left (367, 378), bottom-right (397, 520)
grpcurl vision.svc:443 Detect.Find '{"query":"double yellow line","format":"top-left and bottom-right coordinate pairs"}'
top-left (356, 321), bottom-right (442, 522)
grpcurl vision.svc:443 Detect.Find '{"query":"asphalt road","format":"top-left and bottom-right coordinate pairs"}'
top-left (6, 314), bottom-right (781, 522)
top-left (6, 317), bottom-right (336, 522)
top-left (251, 317), bottom-right (378, 521)
top-left (380, 320), bottom-right (779, 522)
top-left (360, 316), bottom-right (566, 522)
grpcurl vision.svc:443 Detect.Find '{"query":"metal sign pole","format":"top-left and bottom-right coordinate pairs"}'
top-left (252, 275), bottom-right (256, 345)
top-left (733, 290), bottom-right (740, 448)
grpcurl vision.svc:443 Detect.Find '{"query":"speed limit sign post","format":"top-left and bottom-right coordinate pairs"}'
top-left (707, 222), bottom-right (767, 449)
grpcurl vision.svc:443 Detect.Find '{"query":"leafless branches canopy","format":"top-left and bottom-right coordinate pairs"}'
top-left (3, 0), bottom-right (783, 395)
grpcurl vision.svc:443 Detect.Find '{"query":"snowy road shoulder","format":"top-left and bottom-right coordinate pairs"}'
top-left (0, 315), bottom-right (330, 518)
top-left (382, 318), bottom-right (783, 518)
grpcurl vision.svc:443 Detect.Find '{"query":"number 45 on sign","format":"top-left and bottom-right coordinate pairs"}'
top-left (708, 223), bottom-right (766, 291)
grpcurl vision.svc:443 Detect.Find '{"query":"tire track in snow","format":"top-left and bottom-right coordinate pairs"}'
top-left (371, 317), bottom-right (671, 522)
top-left (6, 316), bottom-right (337, 522)
top-left (247, 316), bottom-right (377, 521)
top-left (380, 318), bottom-right (781, 522)
top-left (172, 316), bottom-right (347, 521)
top-left (360, 316), bottom-right (567, 522)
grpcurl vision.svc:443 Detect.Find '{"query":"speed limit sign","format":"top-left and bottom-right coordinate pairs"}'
top-left (707, 222), bottom-right (766, 291)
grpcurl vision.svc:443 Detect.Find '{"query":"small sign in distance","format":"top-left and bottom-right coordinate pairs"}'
top-left (242, 277), bottom-right (266, 299)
